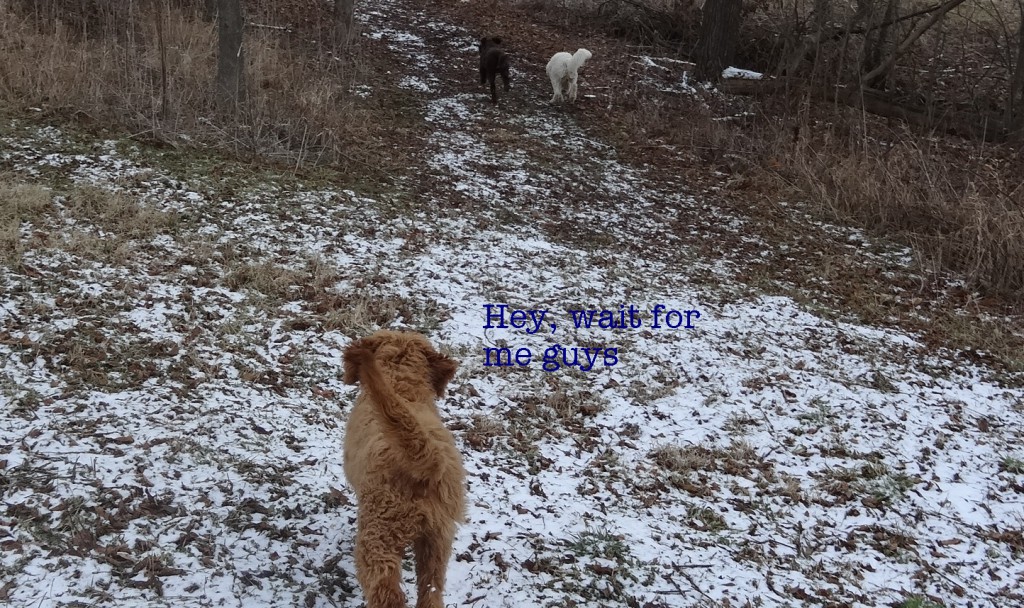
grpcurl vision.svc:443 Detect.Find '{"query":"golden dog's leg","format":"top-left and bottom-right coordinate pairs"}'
top-left (413, 524), bottom-right (455, 608)
top-left (354, 502), bottom-right (412, 608)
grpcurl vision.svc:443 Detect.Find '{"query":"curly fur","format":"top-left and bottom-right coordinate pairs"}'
top-left (546, 48), bottom-right (592, 103)
top-left (342, 330), bottom-right (465, 608)
top-left (479, 36), bottom-right (511, 104)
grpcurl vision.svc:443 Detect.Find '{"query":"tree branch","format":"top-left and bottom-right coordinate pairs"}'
top-left (860, 0), bottom-right (969, 86)
top-left (849, 2), bottom-right (944, 37)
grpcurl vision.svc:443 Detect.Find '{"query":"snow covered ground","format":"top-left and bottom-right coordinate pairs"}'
top-left (2, 1), bottom-right (1023, 607)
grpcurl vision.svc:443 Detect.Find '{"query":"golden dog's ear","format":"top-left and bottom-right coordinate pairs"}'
top-left (343, 337), bottom-right (378, 385)
top-left (426, 349), bottom-right (458, 397)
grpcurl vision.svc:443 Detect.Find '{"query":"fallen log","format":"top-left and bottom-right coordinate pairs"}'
top-left (718, 77), bottom-right (1009, 143)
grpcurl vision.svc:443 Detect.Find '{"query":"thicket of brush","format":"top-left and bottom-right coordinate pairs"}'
top-left (0, 0), bottom-right (387, 170)
top-left (533, 0), bottom-right (1024, 297)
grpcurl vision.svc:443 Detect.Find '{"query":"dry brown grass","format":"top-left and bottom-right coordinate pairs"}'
top-left (0, 179), bottom-right (181, 268)
top-left (0, 2), bottom-right (390, 172)
top-left (0, 178), bottom-right (53, 264)
top-left (64, 185), bottom-right (180, 236)
top-left (0, 6), bottom-right (212, 118)
top-left (224, 261), bottom-right (306, 300)
top-left (461, 414), bottom-right (505, 450)
top-left (649, 444), bottom-right (717, 474)
top-left (47, 185), bottom-right (178, 265)
top-left (786, 129), bottom-right (1024, 295)
top-left (322, 296), bottom-right (403, 334)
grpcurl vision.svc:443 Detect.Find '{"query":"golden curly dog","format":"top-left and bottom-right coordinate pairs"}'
top-left (342, 330), bottom-right (466, 608)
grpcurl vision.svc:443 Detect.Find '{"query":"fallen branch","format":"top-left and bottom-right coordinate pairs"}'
top-left (718, 76), bottom-right (1008, 142)
top-left (245, 22), bottom-right (290, 31)
top-left (860, 0), bottom-right (969, 86)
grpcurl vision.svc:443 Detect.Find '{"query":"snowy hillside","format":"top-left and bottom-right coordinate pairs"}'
top-left (2, 0), bottom-right (1023, 606)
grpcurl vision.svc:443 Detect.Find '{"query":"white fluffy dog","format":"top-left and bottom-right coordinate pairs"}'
top-left (546, 48), bottom-right (592, 103)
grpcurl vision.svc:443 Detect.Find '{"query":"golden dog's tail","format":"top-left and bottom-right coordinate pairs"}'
top-left (345, 346), bottom-right (444, 481)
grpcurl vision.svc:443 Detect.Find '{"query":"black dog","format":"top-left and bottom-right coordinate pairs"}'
top-left (479, 36), bottom-right (510, 104)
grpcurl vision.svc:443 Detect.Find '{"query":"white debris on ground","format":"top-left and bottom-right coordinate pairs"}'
top-left (722, 67), bottom-right (764, 80)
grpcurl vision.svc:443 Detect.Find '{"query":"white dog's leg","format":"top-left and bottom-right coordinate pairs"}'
top-left (568, 76), bottom-right (578, 103)
top-left (549, 72), bottom-right (563, 103)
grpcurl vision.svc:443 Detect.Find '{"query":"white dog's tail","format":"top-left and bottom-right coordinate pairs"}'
top-left (570, 48), bottom-right (592, 73)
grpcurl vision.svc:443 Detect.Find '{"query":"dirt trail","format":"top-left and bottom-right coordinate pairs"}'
top-left (359, 0), bottom-right (733, 259)
top-left (355, 0), bottom-right (943, 315)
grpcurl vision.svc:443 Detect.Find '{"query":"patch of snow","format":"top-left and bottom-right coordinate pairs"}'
top-left (398, 76), bottom-right (434, 92)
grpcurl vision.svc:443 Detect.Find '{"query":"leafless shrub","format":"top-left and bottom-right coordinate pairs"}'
top-left (0, 1), bottom-right (387, 171)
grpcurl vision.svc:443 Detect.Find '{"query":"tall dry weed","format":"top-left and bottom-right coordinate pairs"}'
top-left (783, 117), bottom-right (1024, 295)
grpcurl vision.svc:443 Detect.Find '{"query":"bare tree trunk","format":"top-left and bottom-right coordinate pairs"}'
top-left (693, 0), bottom-right (743, 82)
top-left (776, 1), bottom-right (802, 76)
top-left (1006, 1), bottom-right (1024, 140)
top-left (864, 0), bottom-right (899, 88)
top-left (153, 0), bottom-right (169, 119)
top-left (201, 0), bottom-right (217, 22)
top-left (805, 0), bottom-right (834, 83)
top-left (836, 0), bottom-right (873, 89)
top-left (778, 0), bottom-right (830, 79)
top-left (215, 0), bottom-right (246, 110)
top-left (334, 0), bottom-right (355, 49)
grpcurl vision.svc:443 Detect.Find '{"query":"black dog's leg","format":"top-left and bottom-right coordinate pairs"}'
top-left (488, 73), bottom-right (498, 104)
top-left (501, 67), bottom-right (510, 91)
